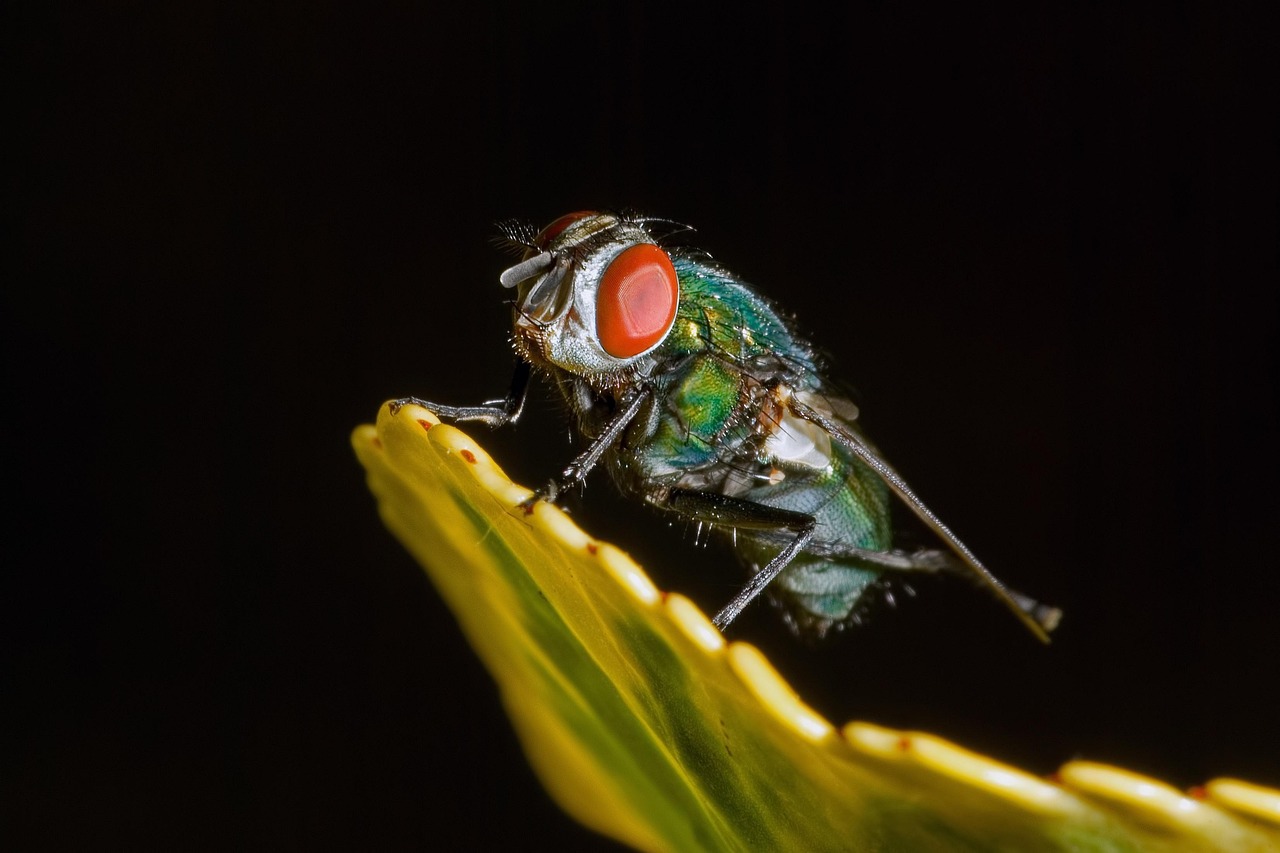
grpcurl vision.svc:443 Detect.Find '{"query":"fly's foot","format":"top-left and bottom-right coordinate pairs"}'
top-left (517, 480), bottom-right (561, 515)
top-left (388, 396), bottom-right (433, 416)
top-left (517, 471), bottom-right (578, 512)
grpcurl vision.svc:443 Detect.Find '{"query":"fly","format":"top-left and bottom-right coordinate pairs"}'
top-left (393, 211), bottom-right (1061, 641)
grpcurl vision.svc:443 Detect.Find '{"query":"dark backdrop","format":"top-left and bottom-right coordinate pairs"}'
top-left (10, 4), bottom-right (1277, 849)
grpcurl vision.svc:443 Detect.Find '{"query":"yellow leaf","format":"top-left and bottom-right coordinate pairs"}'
top-left (353, 402), bottom-right (1280, 852)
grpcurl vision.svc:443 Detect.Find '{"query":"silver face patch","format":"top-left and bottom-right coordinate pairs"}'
top-left (508, 216), bottom-right (666, 378)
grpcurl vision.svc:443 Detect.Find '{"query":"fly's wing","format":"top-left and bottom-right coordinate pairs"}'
top-left (786, 394), bottom-right (1059, 643)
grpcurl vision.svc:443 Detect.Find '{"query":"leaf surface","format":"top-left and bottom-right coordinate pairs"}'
top-left (353, 403), bottom-right (1280, 852)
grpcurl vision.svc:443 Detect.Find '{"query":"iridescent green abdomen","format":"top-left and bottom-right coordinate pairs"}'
top-left (732, 428), bottom-right (893, 633)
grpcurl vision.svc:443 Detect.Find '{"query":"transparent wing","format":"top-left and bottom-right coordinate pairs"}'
top-left (787, 394), bottom-right (1059, 642)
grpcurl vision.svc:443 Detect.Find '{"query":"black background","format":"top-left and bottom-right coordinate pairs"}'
top-left (10, 4), bottom-right (1277, 849)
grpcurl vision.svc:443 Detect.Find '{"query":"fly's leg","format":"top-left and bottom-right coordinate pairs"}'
top-left (786, 395), bottom-right (1057, 642)
top-left (661, 490), bottom-right (817, 630)
top-left (874, 549), bottom-right (1062, 633)
top-left (521, 385), bottom-right (653, 508)
top-left (796, 539), bottom-right (1062, 633)
top-left (389, 361), bottom-right (531, 428)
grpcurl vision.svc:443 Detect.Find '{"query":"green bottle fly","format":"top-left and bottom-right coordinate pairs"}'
top-left (395, 211), bottom-right (1060, 641)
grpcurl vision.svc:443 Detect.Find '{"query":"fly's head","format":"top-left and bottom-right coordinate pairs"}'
top-left (499, 212), bottom-right (681, 388)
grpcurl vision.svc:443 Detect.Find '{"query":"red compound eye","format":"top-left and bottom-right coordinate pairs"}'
top-left (596, 243), bottom-right (679, 358)
top-left (534, 211), bottom-right (599, 249)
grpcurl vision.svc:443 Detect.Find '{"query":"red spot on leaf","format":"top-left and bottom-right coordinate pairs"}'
top-left (416, 419), bottom-right (433, 432)
top-left (371, 437), bottom-right (382, 448)
top-left (1047, 772), bottom-right (1063, 784)
top-left (586, 543), bottom-right (598, 555)
top-left (1188, 786), bottom-right (1207, 800)
top-left (460, 449), bottom-right (476, 463)
top-left (897, 737), bottom-right (912, 752)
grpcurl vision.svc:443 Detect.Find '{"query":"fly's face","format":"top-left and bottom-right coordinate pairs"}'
top-left (500, 212), bottom-right (681, 381)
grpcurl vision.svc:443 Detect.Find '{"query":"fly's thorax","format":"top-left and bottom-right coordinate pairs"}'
top-left (505, 212), bottom-right (681, 387)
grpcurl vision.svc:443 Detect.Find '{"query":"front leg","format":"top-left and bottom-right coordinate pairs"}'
top-left (390, 361), bottom-right (531, 428)
top-left (522, 384), bottom-right (653, 508)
